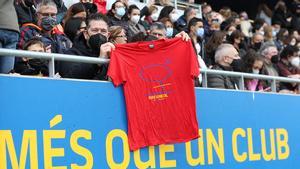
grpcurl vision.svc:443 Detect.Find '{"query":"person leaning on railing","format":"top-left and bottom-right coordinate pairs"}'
top-left (277, 45), bottom-right (300, 94)
top-left (259, 43), bottom-right (280, 91)
top-left (13, 38), bottom-right (49, 77)
top-left (241, 50), bottom-right (269, 92)
top-left (207, 43), bottom-right (240, 90)
top-left (57, 13), bottom-right (115, 80)
top-left (18, 0), bottom-right (72, 54)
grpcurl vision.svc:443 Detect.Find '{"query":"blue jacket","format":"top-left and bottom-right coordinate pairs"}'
top-left (18, 23), bottom-right (72, 54)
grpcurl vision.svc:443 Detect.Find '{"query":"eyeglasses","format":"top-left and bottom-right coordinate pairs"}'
top-left (38, 12), bottom-right (57, 17)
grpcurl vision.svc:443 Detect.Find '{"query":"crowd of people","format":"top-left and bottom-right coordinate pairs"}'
top-left (1, 0), bottom-right (300, 94)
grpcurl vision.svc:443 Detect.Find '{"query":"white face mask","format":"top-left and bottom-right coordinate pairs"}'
top-left (290, 57), bottom-right (300, 67)
top-left (169, 13), bottom-right (179, 23)
top-left (259, 30), bottom-right (264, 36)
top-left (130, 15), bottom-right (140, 24)
top-left (252, 69), bottom-right (260, 74)
top-left (151, 13), bottom-right (159, 21)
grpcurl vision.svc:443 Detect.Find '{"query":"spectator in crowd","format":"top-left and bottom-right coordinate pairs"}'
top-left (80, 0), bottom-right (98, 16)
top-left (204, 31), bottom-right (226, 67)
top-left (64, 17), bottom-right (86, 42)
top-left (149, 22), bottom-right (190, 40)
top-left (264, 25), bottom-right (275, 44)
top-left (202, 3), bottom-right (212, 22)
top-left (127, 5), bottom-right (146, 40)
top-left (274, 28), bottom-right (289, 51)
top-left (291, 29), bottom-right (300, 42)
top-left (277, 45), bottom-right (300, 92)
top-left (14, 0), bottom-right (37, 26)
top-left (141, 5), bottom-right (158, 30)
top-left (158, 6), bottom-right (179, 24)
top-left (130, 32), bottom-right (158, 42)
top-left (109, 26), bottom-right (127, 44)
top-left (256, 3), bottom-right (272, 25)
top-left (53, 0), bottom-right (67, 24)
top-left (0, 0), bottom-right (19, 74)
top-left (58, 13), bottom-right (114, 80)
top-left (18, 0), bottom-right (72, 54)
top-left (207, 43), bottom-right (240, 89)
top-left (14, 38), bottom-right (48, 76)
top-left (219, 7), bottom-right (232, 21)
top-left (242, 50), bottom-right (267, 91)
top-left (137, 0), bottom-right (155, 30)
top-left (160, 17), bottom-right (176, 38)
top-left (249, 33), bottom-right (264, 51)
top-left (252, 18), bottom-right (266, 36)
top-left (175, 7), bottom-right (197, 32)
top-left (188, 17), bottom-right (204, 56)
top-left (272, 0), bottom-right (291, 29)
top-left (227, 30), bottom-right (246, 58)
top-left (106, 0), bottom-right (128, 31)
top-left (62, 2), bottom-right (86, 27)
top-left (239, 11), bottom-right (252, 38)
top-left (259, 43), bottom-right (280, 90)
top-left (149, 22), bottom-right (167, 40)
top-left (291, 2), bottom-right (300, 31)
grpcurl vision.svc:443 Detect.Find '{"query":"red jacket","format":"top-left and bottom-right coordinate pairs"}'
top-left (94, 0), bottom-right (107, 14)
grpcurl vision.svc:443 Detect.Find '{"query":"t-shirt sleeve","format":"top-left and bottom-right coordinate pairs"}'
top-left (107, 50), bottom-right (127, 87)
top-left (188, 40), bottom-right (200, 77)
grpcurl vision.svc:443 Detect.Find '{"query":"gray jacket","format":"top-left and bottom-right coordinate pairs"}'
top-left (0, 0), bottom-right (20, 32)
top-left (207, 64), bottom-right (239, 90)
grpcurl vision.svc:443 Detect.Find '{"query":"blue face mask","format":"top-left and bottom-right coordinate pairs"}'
top-left (166, 27), bottom-right (173, 37)
top-left (196, 27), bottom-right (204, 37)
top-left (116, 7), bottom-right (126, 17)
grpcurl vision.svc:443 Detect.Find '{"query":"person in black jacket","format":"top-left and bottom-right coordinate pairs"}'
top-left (271, 0), bottom-right (292, 29)
top-left (291, 2), bottom-right (300, 31)
top-left (58, 13), bottom-right (115, 80)
top-left (14, 0), bottom-right (37, 26)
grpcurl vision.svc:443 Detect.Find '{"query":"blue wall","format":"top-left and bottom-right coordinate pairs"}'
top-left (0, 75), bottom-right (299, 169)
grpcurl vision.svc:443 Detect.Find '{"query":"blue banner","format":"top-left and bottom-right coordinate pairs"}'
top-left (0, 75), bottom-right (298, 169)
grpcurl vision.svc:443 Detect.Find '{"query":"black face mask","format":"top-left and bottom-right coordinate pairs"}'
top-left (236, 24), bottom-right (241, 31)
top-left (21, 59), bottom-right (48, 75)
top-left (271, 55), bottom-right (280, 64)
top-left (88, 33), bottom-right (107, 55)
top-left (253, 42), bottom-right (262, 51)
top-left (230, 59), bottom-right (243, 72)
top-left (238, 42), bottom-right (244, 49)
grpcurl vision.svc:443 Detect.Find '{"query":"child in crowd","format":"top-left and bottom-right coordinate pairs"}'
top-left (13, 38), bottom-right (49, 76)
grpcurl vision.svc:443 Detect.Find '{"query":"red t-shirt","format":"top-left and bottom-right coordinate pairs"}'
top-left (108, 37), bottom-right (200, 150)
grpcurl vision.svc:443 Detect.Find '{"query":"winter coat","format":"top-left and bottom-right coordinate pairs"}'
top-left (18, 23), bottom-right (72, 54)
top-left (207, 63), bottom-right (239, 89)
top-left (58, 33), bottom-right (103, 80)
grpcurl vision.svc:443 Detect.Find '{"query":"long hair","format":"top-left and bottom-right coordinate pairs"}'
top-left (242, 50), bottom-right (264, 73)
top-left (158, 6), bottom-right (174, 21)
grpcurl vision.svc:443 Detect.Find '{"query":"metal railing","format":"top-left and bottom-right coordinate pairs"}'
top-left (1, 48), bottom-right (300, 93)
top-left (0, 48), bottom-right (109, 77)
top-left (140, 0), bottom-right (202, 18)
